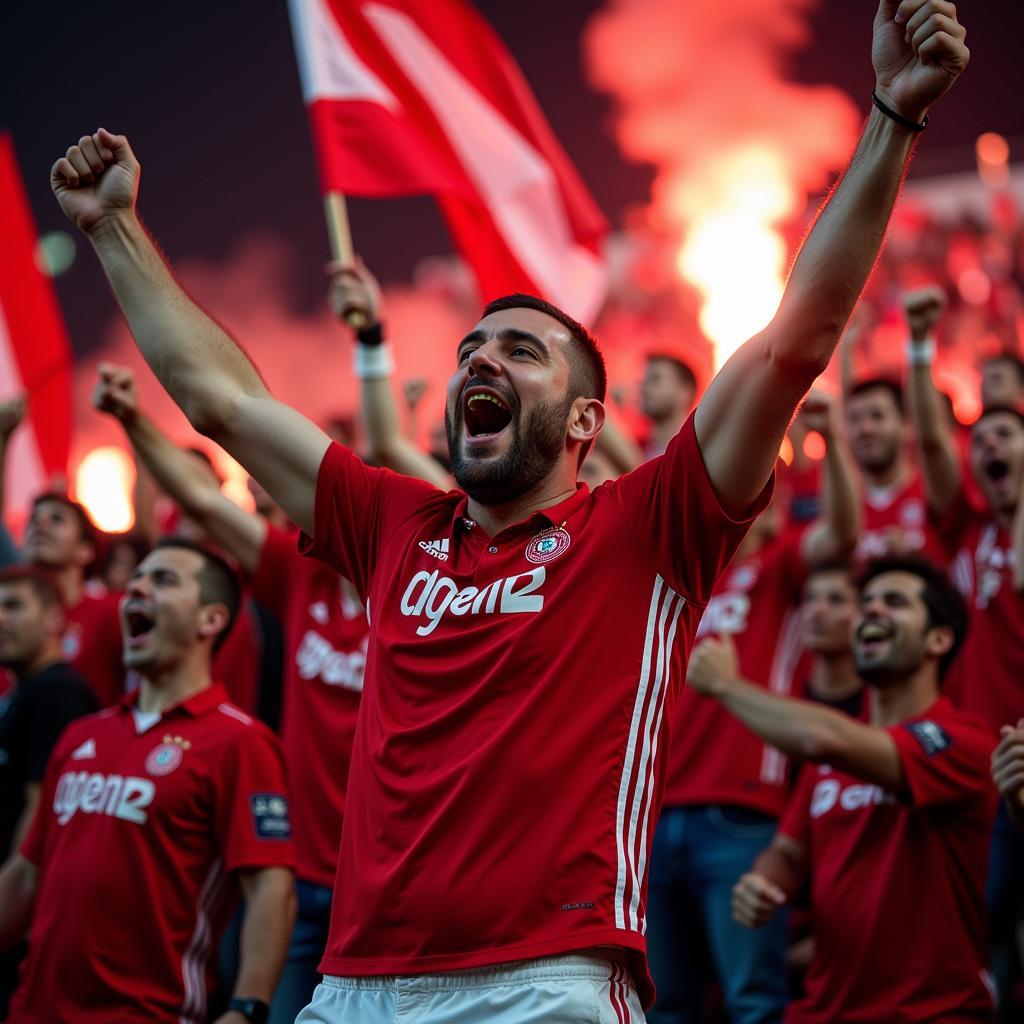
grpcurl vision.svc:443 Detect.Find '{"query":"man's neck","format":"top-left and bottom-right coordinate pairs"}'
top-left (650, 410), bottom-right (687, 453)
top-left (52, 564), bottom-right (84, 607)
top-left (466, 477), bottom-right (579, 537)
top-left (135, 653), bottom-right (212, 716)
top-left (807, 654), bottom-right (861, 703)
top-left (861, 455), bottom-right (909, 493)
top-left (869, 670), bottom-right (940, 727)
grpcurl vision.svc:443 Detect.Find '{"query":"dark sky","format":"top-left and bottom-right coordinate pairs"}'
top-left (2, 1), bottom-right (1020, 360)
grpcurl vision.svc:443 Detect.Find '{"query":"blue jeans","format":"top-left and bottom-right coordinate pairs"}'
top-left (270, 879), bottom-right (334, 1024)
top-left (645, 805), bottom-right (788, 1024)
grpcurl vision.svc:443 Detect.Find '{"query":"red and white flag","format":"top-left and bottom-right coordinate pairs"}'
top-left (287, 0), bottom-right (609, 323)
top-left (0, 133), bottom-right (73, 521)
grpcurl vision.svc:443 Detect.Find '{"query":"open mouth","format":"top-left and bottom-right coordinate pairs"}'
top-left (856, 621), bottom-right (891, 653)
top-left (462, 388), bottom-right (513, 439)
top-left (123, 606), bottom-right (156, 647)
top-left (984, 459), bottom-right (1009, 482)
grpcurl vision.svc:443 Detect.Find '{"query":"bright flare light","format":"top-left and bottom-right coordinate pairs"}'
top-left (675, 148), bottom-right (793, 369)
top-left (75, 447), bottom-right (135, 533)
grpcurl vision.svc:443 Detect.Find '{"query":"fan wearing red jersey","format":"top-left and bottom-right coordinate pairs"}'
top-left (18, 493), bottom-right (126, 706)
top-left (647, 389), bottom-right (860, 1024)
top-left (906, 284), bottom-right (1024, 1019)
top-left (689, 557), bottom-right (997, 1023)
top-left (49, 4), bottom-right (970, 1019)
top-left (0, 538), bottom-right (296, 1024)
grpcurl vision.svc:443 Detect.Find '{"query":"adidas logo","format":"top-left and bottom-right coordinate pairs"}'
top-left (71, 738), bottom-right (97, 761)
top-left (418, 538), bottom-right (450, 562)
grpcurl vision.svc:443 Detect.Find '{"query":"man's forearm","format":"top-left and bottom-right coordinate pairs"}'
top-left (816, 429), bottom-right (862, 557)
top-left (907, 358), bottom-right (960, 515)
top-left (0, 856), bottom-right (37, 953)
top-left (717, 679), bottom-right (851, 763)
top-left (233, 869), bottom-right (295, 1003)
top-left (771, 111), bottom-right (916, 373)
top-left (89, 213), bottom-right (267, 434)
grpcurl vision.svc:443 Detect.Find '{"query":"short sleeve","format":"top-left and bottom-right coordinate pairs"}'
top-left (299, 442), bottom-right (443, 601)
top-left (604, 415), bottom-right (773, 603)
top-left (24, 678), bottom-right (98, 782)
top-left (213, 722), bottom-right (296, 874)
top-left (932, 488), bottom-right (978, 559)
top-left (249, 524), bottom-right (302, 617)
top-left (888, 714), bottom-right (994, 809)
top-left (19, 720), bottom-right (84, 865)
top-left (778, 765), bottom-right (814, 848)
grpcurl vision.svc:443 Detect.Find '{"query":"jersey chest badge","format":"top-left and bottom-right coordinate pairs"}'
top-left (145, 735), bottom-right (191, 776)
top-left (526, 526), bottom-right (571, 564)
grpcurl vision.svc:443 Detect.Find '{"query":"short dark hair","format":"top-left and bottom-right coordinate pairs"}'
top-left (856, 556), bottom-right (968, 680)
top-left (0, 565), bottom-right (64, 609)
top-left (973, 404), bottom-right (1024, 432)
top-left (847, 378), bottom-right (905, 416)
top-left (982, 352), bottom-right (1024, 386)
top-left (480, 293), bottom-right (607, 404)
top-left (31, 492), bottom-right (97, 549)
top-left (646, 352), bottom-right (697, 393)
top-left (153, 537), bottom-right (240, 652)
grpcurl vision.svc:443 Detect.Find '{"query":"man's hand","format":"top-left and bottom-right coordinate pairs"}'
top-left (51, 129), bottom-right (139, 235)
top-left (873, 1), bottom-right (969, 124)
top-left (327, 258), bottom-right (383, 328)
top-left (403, 377), bottom-right (429, 413)
top-left (92, 363), bottom-right (139, 425)
top-left (686, 635), bottom-right (740, 698)
top-left (732, 872), bottom-right (788, 929)
top-left (799, 389), bottom-right (838, 440)
top-left (902, 286), bottom-right (947, 342)
top-left (0, 395), bottom-right (26, 440)
top-left (992, 721), bottom-right (1024, 814)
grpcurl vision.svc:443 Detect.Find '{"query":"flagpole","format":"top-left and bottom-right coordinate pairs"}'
top-left (324, 191), bottom-right (368, 329)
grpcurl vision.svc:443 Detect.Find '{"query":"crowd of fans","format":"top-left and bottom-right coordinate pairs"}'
top-left (1, 128), bottom-right (1023, 1024)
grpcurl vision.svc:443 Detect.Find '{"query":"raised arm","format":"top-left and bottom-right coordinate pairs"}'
top-left (328, 262), bottom-right (452, 489)
top-left (694, 1), bottom-right (968, 515)
top-left (797, 390), bottom-right (862, 565)
top-left (51, 130), bottom-right (330, 536)
top-left (0, 395), bottom-right (27, 521)
top-left (903, 286), bottom-right (961, 515)
top-left (93, 364), bottom-right (267, 575)
top-left (687, 634), bottom-right (904, 792)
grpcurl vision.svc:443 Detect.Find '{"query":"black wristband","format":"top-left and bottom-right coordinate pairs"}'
top-left (871, 91), bottom-right (928, 132)
top-left (228, 997), bottom-right (269, 1024)
top-left (356, 321), bottom-right (384, 347)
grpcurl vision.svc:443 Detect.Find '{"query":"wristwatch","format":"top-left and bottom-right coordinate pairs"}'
top-left (228, 997), bottom-right (270, 1024)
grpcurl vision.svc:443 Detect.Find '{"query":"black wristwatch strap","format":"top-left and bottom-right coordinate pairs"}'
top-left (228, 997), bottom-right (270, 1024)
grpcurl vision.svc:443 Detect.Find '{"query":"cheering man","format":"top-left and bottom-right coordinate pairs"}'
top-left (49, 2), bottom-right (968, 1019)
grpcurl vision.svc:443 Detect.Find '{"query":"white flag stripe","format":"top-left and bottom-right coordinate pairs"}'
top-left (288, 0), bottom-right (400, 110)
top-left (365, 3), bottom-right (607, 322)
top-left (0, 302), bottom-right (47, 513)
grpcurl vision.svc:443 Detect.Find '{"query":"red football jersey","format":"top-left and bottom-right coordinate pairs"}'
top-left (663, 528), bottom-right (807, 815)
top-left (250, 524), bottom-right (367, 887)
top-left (61, 590), bottom-right (125, 707)
top-left (938, 494), bottom-right (1024, 734)
top-left (855, 473), bottom-right (946, 565)
top-left (780, 698), bottom-right (996, 1023)
top-left (10, 685), bottom-right (294, 1024)
top-left (300, 416), bottom-right (768, 1005)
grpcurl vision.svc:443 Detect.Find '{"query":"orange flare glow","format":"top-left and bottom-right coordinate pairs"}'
top-left (75, 447), bottom-right (135, 534)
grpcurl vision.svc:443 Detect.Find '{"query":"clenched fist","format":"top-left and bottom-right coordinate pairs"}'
top-left (872, 1), bottom-right (969, 125)
top-left (327, 257), bottom-right (383, 330)
top-left (51, 128), bottom-right (139, 235)
top-left (686, 634), bottom-right (740, 699)
top-left (92, 363), bottom-right (139, 425)
top-left (732, 871), bottom-right (788, 929)
top-left (902, 286), bottom-right (947, 342)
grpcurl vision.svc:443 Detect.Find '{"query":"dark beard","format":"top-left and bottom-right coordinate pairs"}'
top-left (447, 392), bottom-right (572, 505)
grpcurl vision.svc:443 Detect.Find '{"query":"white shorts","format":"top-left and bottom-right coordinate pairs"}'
top-left (294, 954), bottom-right (646, 1023)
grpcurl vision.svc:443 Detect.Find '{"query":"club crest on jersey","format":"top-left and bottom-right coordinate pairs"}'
top-left (525, 526), bottom-right (570, 564)
top-left (145, 735), bottom-right (189, 776)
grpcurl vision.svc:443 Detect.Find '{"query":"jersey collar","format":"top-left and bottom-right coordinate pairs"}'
top-left (452, 482), bottom-right (591, 539)
top-left (119, 682), bottom-right (230, 719)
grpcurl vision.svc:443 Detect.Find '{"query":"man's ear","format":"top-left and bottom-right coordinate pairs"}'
top-left (569, 398), bottom-right (606, 447)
